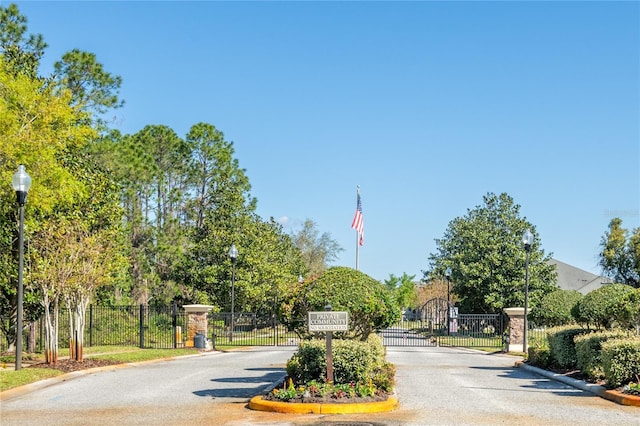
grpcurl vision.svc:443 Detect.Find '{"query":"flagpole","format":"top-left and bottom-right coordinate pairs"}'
top-left (355, 228), bottom-right (360, 271)
top-left (354, 186), bottom-right (361, 270)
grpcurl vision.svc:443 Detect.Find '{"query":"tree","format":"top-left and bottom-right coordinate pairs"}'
top-left (0, 3), bottom-right (46, 78)
top-left (0, 56), bottom-right (97, 351)
top-left (53, 48), bottom-right (124, 128)
top-left (280, 266), bottom-right (401, 340)
top-left (599, 218), bottom-right (639, 288)
top-left (289, 219), bottom-right (343, 277)
top-left (424, 192), bottom-right (557, 313)
top-left (61, 224), bottom-right (125, 361)
top-left (529, 289), bottom-right (583, 327)
top-left (384, 273), bottom-right (418, 310)
top-left (571, 283), bottom-right (637, 330)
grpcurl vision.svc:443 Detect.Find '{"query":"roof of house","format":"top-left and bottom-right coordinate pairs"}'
top-left (548, 258), bottom-right (613, 294)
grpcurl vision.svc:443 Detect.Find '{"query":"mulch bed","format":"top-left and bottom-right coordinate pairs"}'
top-left (28, 358), bottom-right (121, 373)
top-left (261, 376), bottom-right (392, 404)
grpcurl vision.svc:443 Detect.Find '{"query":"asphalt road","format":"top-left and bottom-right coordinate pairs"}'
top-left (1, 346), bottom-right (638, 425)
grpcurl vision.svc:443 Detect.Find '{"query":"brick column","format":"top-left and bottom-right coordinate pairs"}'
top-left (503, 307), bottom-right (526, 353)
top-left (183, 304), bottom-right (214, 349)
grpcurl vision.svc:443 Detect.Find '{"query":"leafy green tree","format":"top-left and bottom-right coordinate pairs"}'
top-left (280, 266), bottom-right (401, 340)
top-left (0, 55), bottom-right (98, 350)
top-left (599, 218), bottom-right (640, 288)
top-left (572, 283), bottom-right (637, 330)
top-left (424, 192), bottom-right (557, 313)
top-left (289, 219), bottom-right (343, 277)
top-left (185, 122), bottom-right (256, 230)
top-left (0, 3), bottom-right (46, 77)
top-left (96, 125), bottom-right (190, 305)
top-left (610, 289), bottom-right (640, 334)
top-left (384, 273), bottom-right (418, 310)
top-left (529, 289), bottom-right (583, 327)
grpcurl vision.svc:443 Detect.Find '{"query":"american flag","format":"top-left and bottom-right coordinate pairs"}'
top-left (351, 189), bottom-right (364, 246)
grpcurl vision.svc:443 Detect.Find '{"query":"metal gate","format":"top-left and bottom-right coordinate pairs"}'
top-left (380, 298), bottom-right (505, 350)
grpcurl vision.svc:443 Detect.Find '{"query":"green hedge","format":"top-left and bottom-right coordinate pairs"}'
top-left (286, 334), bottom-right (395, 391)
top-left (527, 332), bottom-right (552, 368)
top-left (574, 331), bottom-right (627, 381)
top-left (601, 337), bottom-right (640, 388)
top-left (547, 326), bottom-right (587, 369)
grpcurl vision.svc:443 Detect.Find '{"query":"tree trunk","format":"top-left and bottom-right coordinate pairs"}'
top-left (27, 321), bottom-right (36, 353)
top-left (44, 297), bottom-right (60, 364)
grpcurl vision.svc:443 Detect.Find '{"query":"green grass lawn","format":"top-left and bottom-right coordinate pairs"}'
top-left (0, 346), bottom-right (204, 392)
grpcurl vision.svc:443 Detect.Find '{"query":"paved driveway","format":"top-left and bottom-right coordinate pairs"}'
top-left (1, 346), bottom-right (638, 425)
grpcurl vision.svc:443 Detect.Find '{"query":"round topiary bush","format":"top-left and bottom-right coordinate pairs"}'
top-left (571, 284), bottom-right (636, 330)
top-left (529, 289), bottom-right (582, 327)
top-left (279, 266), bottom-right (401, 340)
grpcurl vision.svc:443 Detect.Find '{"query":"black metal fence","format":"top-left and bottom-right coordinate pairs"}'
top-left (1, 304), bottom-right (519, 354)
top-left (208, 312), bottom-right (300, 347)
top-left (84, 304), bottom-right (188, 349)
top-left (0, 305), bottom-right (189, 353)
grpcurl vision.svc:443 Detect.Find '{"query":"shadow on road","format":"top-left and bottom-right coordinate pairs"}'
top-left (470, 364), bottom-right (597, 398)
top-left (193, 367), bottom-right (286, 399)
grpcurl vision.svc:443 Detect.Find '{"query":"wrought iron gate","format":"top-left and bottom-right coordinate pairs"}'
top-left (380, 298), bottom-right (505, 350)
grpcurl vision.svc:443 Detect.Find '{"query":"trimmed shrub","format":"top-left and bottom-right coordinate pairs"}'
top-left (610, 289), bottom-right (640, 333)
top-left (529, 289), bottom-right (582, 327)
top-left (528, 332), bottom-right (552, 368)
top-left (574, 331), bottom-right (627, 381)
top-left (547, 326), bottom-right (586, 369)
top-left (286, 334), bottom-right (394, 390)
top-left (601, 337), bottom-right (640, 388)
top-left (572, 284), bottom-right (636, 330)
top-left (280, 267), bottom-right (401, 340)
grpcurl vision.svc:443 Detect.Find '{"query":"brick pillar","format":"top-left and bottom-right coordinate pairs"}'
top-left (503, 307), bottom-right (526, 353)
top-left (183, 304), bottom-right (214, 349)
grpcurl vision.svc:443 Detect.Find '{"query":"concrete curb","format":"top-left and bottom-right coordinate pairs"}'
top-left (515, 361), bottom-right (640, 407)
top-left (248, 395), bottom-right (399, 414)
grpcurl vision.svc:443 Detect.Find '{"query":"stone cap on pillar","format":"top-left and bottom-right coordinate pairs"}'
top-left (503, 307), bottom-right (530, 317)
top-left (183, 304), bottom-right (215, 313)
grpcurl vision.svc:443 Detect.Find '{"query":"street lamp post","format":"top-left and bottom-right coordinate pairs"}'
top-left (228, 244), bottom-right (238, 342)
top-left (522, 229), bottom-right (534, 354)
top-left (445, 267), bottom-right (452, 336)
top-left (12, 165), bottom-right (31, 371)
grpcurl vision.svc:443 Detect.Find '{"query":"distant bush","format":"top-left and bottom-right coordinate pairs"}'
top-left (529, 289), bottom-right (582, 327)
top-left (572, 284), bottom-right (636, 329)
top-left (574, 331), bottom-right (627, 381)
top-left (601, 337), bottom-right (640, 388)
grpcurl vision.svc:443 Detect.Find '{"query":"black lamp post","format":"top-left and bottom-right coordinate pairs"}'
top-left (445, 267), bottom-right (452, 336)
top-left (228, 244), bottom-right (238, 342)
top-left (522, 229), bottom-right (534, 354)
top-left (12, 164), bottom-right (31, 371)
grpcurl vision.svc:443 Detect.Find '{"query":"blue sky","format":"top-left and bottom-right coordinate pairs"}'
top-left (10, 1), bottom-right (639, 282)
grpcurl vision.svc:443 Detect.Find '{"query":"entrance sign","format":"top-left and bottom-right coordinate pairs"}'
top-left (308, 311), bottom-right (349, 332)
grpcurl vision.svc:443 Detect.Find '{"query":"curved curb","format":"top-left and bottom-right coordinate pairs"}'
top-left (248, 395), bottom-right (399, 414)
top-left (515, 361), bottom-right (640, 407)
